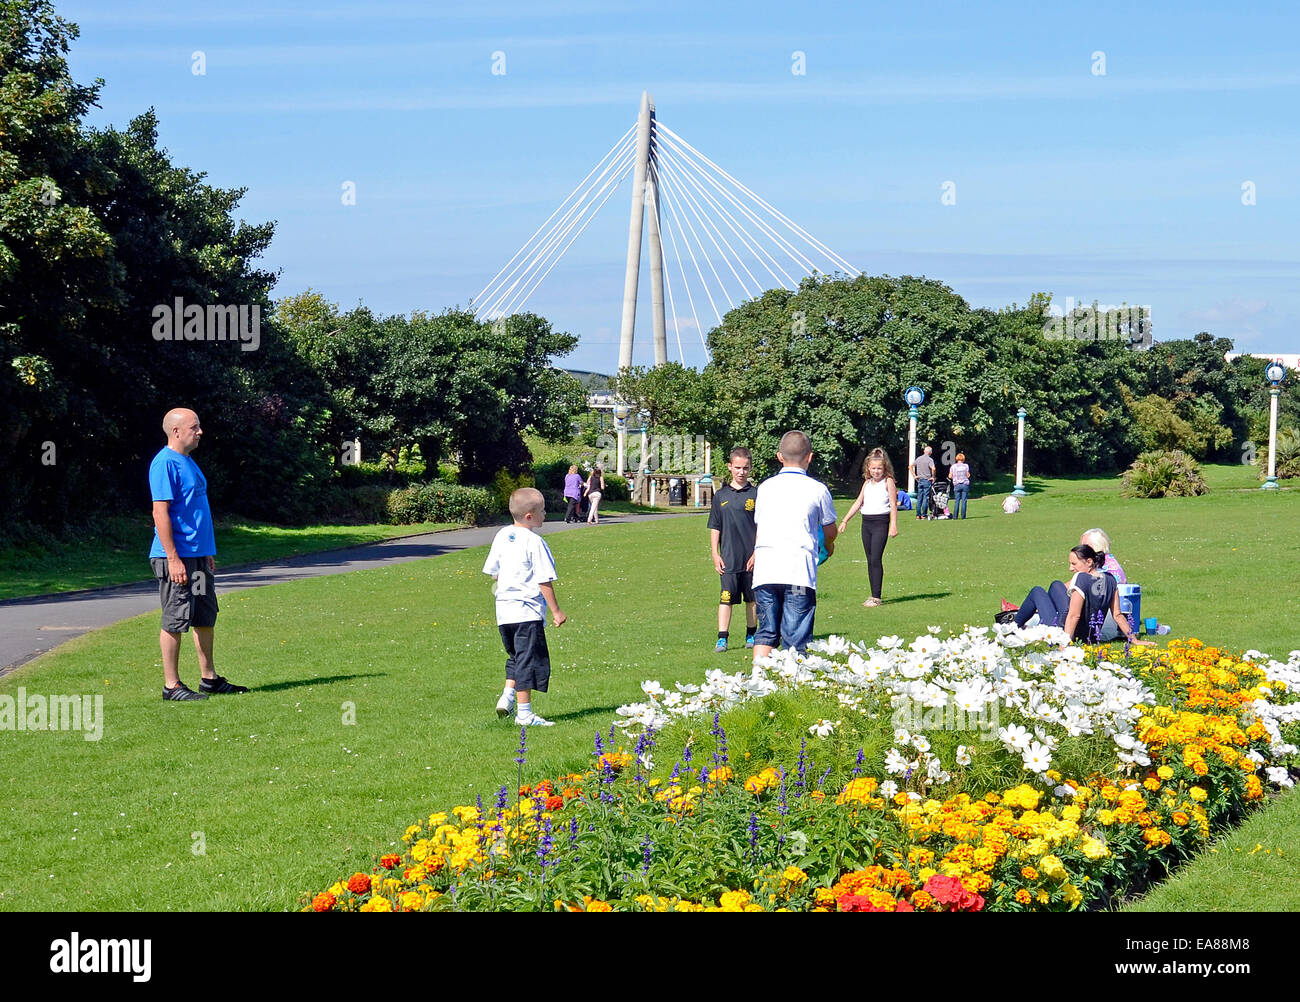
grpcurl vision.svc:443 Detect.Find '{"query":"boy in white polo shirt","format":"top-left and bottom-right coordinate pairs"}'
top-left (751, 430), bottom-right (838, 660)
top-left (482, 487), bottom-right (567, 726)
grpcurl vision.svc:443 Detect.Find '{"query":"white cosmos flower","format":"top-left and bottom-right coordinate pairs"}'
top-left (1022, 742), bottom-right (1052, 774)
top-left (809, 719), bottom-right (835, 738)
top-left (910, 635), bottom-right (940, 656)
top-left (894, 729), bottom-right (912, 745)
top-left (884, 748), bottom-right (909, 775)
top-left (641, 680), bottom-right (665, 697)
top-left (999, 723), bottom-right (1031, 751)
top-left (926, 756), bottom-right (945, 780)
top-left (955, 745), bottom-right (972, 766)
top-left (912, 735), bottom-right (931, 753)
top-left (1265, 766), bottom-right (1294, 788)
top-left (878, 635), bottom-right (903, 650)
top-left (878, 780), bottom-right (898, 799)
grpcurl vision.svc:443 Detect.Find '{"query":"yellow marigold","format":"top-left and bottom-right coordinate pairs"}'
top-left (973, 847), bottom-right (998, 870)
top-left (708, 766), bottom-right (733, 784)
top-left (1143, 778), bottom-right (1161, 792)
top-left (719, 890), bottom-right (751, 910)
top-left (1192, 761), bottom-right (1209, 777)
top-left (1142, 828), bottom-right (1172, 848)
top-left (1081, 837), bottom-right (1109, 860)
top-left (1062, 882), bottom-right (1083, 908)
top-left (1036, 889), bottom-right (1050, 905)
top-left (893, 792), bottom-right (911, 807)
top-left (1039, 855), bottom-right (1067, 881)
top-left (1189, 786), bottom-right (1208, 802)
top-left (1061, 805), bottom-right (1082, 823)
top-left (908, 847), bottom-right (935, 866)
top-left (1015, 888), bottom-right (1032, 905)
top-left (781, 866), bottom-right (809, 888)
top-left (1157, 765), bottom-right (1175, 780)
top-left (328, 881), bottom-right (348, 897)
top-left (360, 895), bottom-right (392, 912)
top-left (1002, 784), bottom-right (1042, 811)
top-left (428, 812), bottom-right (447, 826)
top-left (400, 891), bottom-right (424, 911)
top-left (813, 887), bottom-right (837, 907)
top-left (918, 867), bottom-right (937, 883)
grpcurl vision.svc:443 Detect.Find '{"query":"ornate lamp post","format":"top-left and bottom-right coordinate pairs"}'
top-left (613, 403), bottom-right (630, 478)
top-left (1263, 360), bottom-right (1286, 490)
top-left (1013, 407), bottom-right (1028, 497)
top-left (904, 386), bottom-right (924, 500)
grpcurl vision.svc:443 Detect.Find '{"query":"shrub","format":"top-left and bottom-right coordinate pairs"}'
top-left (1256, 427), bottom-right (1300, 481)
top-left (491, 469), bottom-right (536, 512)
top-left (1120, 450), bottom-right (1209, 498)
top-left (385, 483), bottom-right (499, 525)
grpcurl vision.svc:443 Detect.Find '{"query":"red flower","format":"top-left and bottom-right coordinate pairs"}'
top-left (921, 875), bottom-right (984, 912)
top-left (347, 872), bottom-right (371, 895)
top-left (312, 892), bottom-right (336, 912)
top-left (545, 795), bottom-right (565, 811)
top-left (379, 854), bottom-right (402, 870)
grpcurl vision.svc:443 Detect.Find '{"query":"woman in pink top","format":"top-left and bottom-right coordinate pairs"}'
top-left (1080, 528), bottom-right (1126, 583)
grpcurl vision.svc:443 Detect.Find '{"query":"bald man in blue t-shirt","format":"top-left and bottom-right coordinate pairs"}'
top-left (149, 408), bottom-right (247, 701)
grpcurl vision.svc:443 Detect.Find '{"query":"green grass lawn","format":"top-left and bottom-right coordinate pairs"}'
top-left (0, 464), bottom-right (1295, 910)
top-left (0, 516), bottom-right (466, 601)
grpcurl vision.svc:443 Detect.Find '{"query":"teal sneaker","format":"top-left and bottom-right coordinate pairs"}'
top-left (744, 632), bottom-right (756, 648)
top-left (714, 637), bottom-right (728, 653)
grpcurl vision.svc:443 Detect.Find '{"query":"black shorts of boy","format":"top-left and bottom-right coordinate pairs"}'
top-left (150, 557), bottom-right (219, 633)
top-left (719, 571), bottom-right (754, 606)
top-left (499, 620), bottom-right (552, 692)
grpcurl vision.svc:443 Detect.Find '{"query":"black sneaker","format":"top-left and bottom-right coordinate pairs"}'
top-left (163, 681), bottom-right (208, 701)
top-left (199, 675), bottom-right (248, 695)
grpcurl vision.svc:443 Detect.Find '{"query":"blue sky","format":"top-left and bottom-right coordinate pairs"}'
top-left (62, 0), bottom-right (1299, 372)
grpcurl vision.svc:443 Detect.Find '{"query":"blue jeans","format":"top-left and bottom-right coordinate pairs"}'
top-left (916, 479), bottom-right (932, 518)
top-left (952, 483), bottom-right (969, 518)
top-left (753, 584), bottom-right (816, 652)
top-left (1014, 581), bottom-right (1070, 630)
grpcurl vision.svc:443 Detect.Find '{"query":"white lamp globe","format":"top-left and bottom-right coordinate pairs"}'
top-left (904, 386), bottom-right (925, 407)
top-left (1266, 361), bottom-right (1285, 384)
top-left (612, 403), bottom-right (630, 421)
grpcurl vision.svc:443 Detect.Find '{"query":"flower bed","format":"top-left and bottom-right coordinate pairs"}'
top-left (304, 629), bottom-right (1299, 912)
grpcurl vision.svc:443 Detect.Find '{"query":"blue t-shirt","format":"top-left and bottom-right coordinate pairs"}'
top-left (148, 448), bottom-right (216, 558)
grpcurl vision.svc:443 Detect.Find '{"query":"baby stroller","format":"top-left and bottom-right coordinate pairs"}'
top-left (927, 479), bottom-right (952, 520)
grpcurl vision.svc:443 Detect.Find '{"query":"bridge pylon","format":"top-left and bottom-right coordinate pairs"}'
top-left (617, 91), bottom-right (668, 370)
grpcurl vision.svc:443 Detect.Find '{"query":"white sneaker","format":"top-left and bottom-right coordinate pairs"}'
top-left (516, 711), bottom-right (554, 727)
top-left (496, 692), bottom-right (515, 718)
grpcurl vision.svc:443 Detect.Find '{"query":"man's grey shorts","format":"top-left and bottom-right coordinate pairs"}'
top-left (150, 557), bottom-right (219, 633)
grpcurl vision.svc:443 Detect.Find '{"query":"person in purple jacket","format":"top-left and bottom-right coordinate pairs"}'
top-left (563, 464), bottom-right (583, 523)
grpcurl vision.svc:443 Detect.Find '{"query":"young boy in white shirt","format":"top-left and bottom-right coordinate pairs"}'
top-left (751, 430), bottom-right (838, 661)
top-left (482, 488), bottom-right (567, 726)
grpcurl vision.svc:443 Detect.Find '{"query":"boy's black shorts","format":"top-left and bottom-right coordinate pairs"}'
top-left (719, 571), bottom-right (754, 606)
top-left (150, 557), bottom-right (219, 633)
top-left (499, 620), bottom-right (551, 692)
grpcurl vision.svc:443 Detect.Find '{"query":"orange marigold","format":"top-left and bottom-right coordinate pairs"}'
top-left (347, 872), bottom-right (371, 895)
top-left (312, 892), bottom-right (336, 912)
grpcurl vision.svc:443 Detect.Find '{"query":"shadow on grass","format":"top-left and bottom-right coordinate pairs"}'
top-left (546, 705), bottom-right (623, 724)
top-left (879, 591), bottom-right (952, 604)
top-left (254, 673), bottom-right (385, 692)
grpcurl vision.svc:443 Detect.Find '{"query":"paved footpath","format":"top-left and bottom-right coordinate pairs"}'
top-left (0, 511), bottom-right (697, 677)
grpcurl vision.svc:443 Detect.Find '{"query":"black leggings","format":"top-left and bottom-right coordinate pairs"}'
top-left (860, 514), bottom-right (890, 599)
top-left (564, 497), bottom-right (580, 522)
